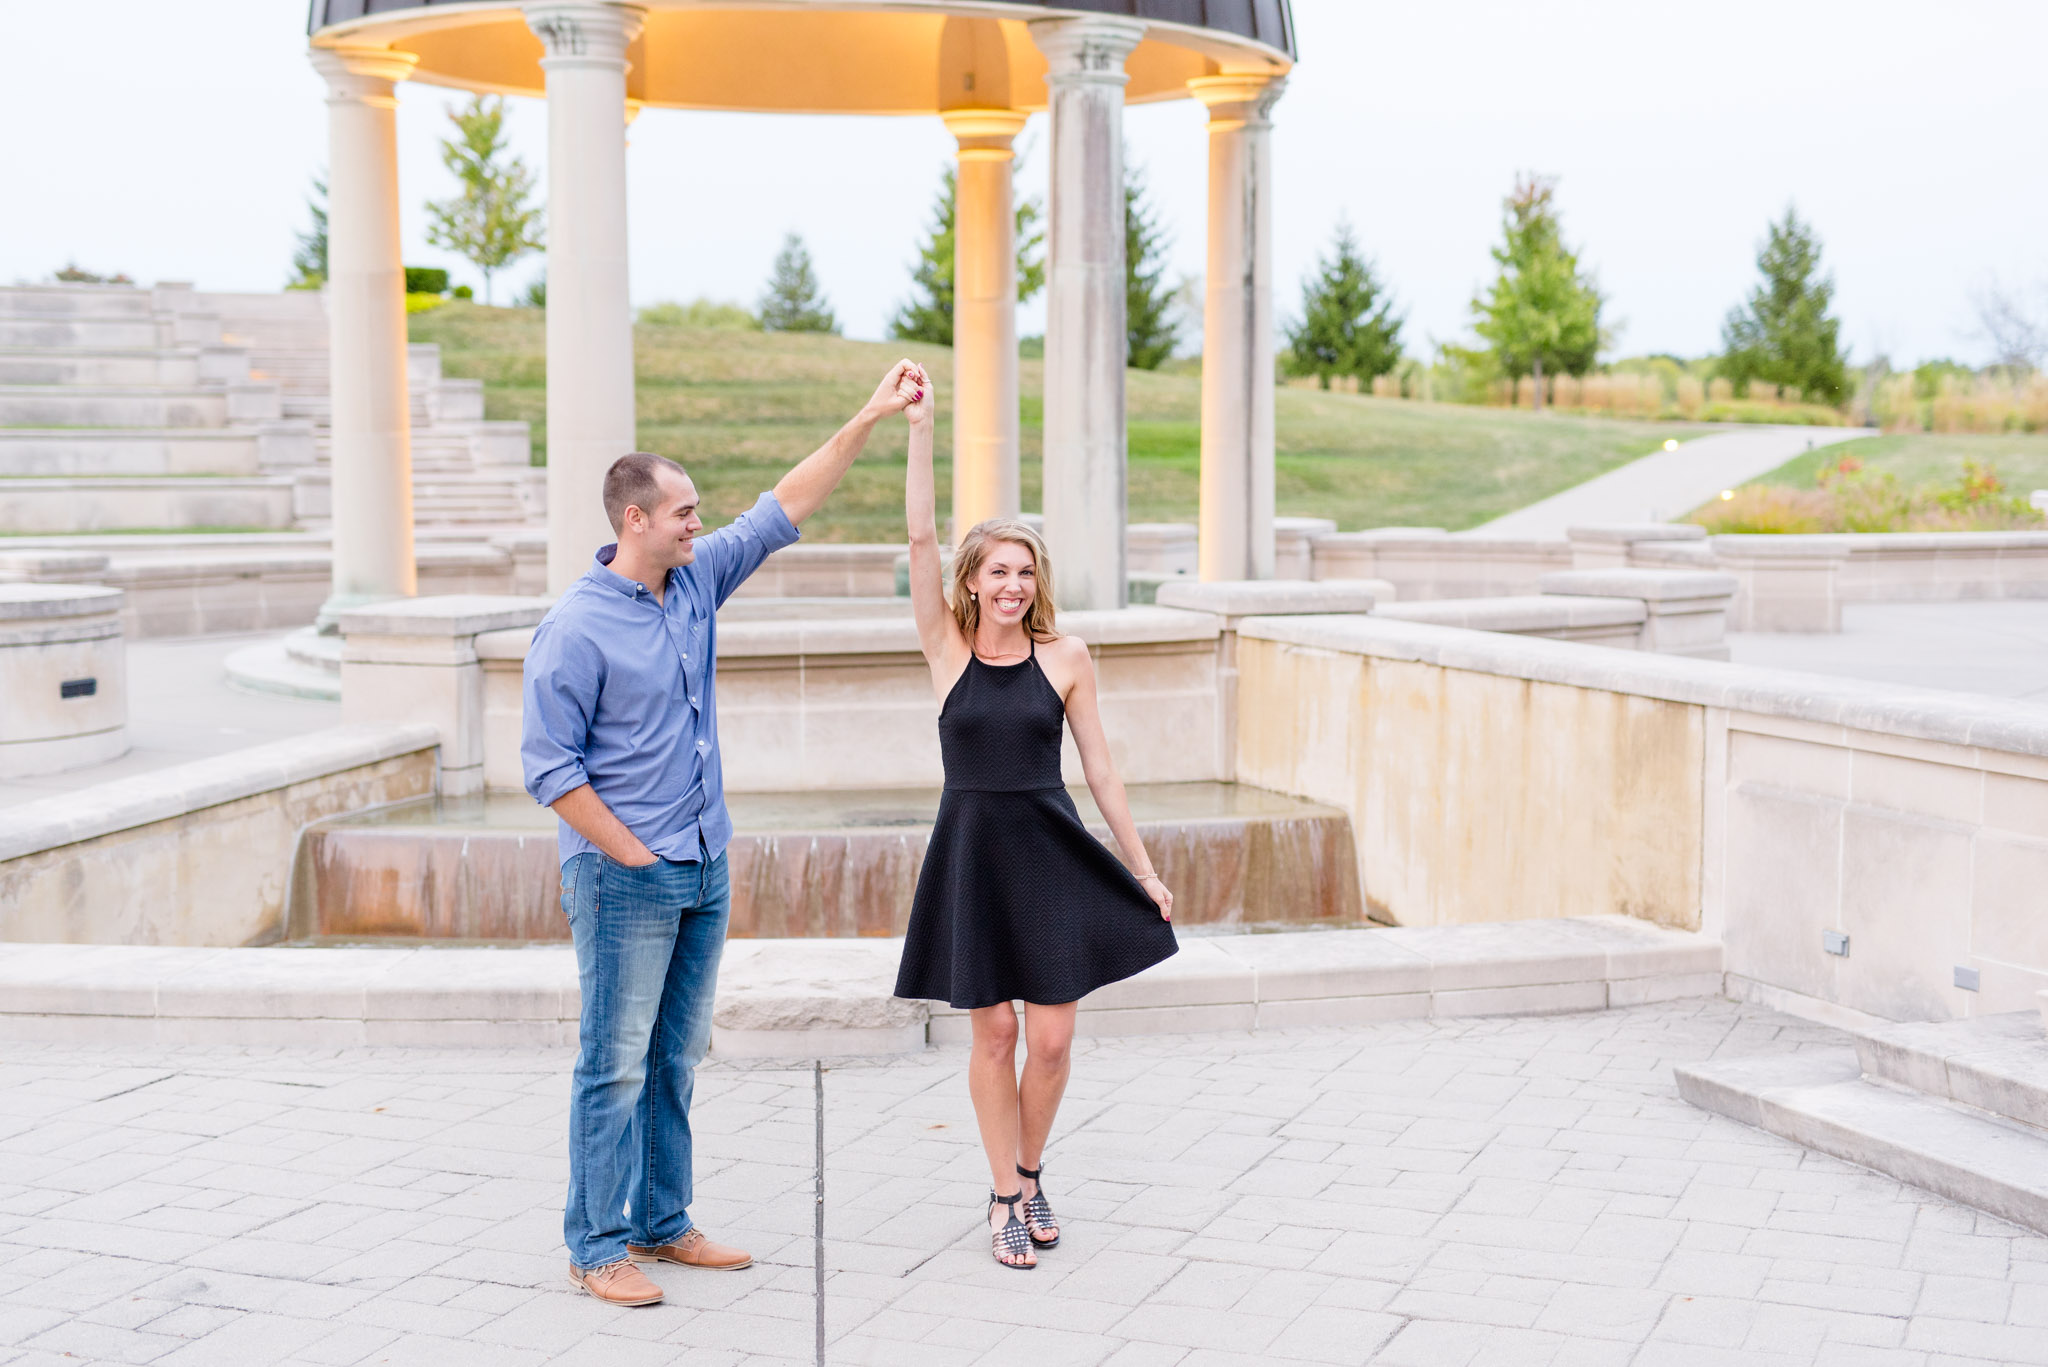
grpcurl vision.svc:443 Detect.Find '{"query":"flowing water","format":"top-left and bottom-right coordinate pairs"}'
top-left (291, 782), bottom-right (1365, 944)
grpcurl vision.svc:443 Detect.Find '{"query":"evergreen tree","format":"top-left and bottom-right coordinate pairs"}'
top-left (1283, 219), bottom-right (1404, 389)
top-left (424, 95), bottom-right (543, 305)
top-left (759, 233), bottom-right (840, 334)
top-left (1470, 174), bottom-right (1603, 410)
top-left (1719, 207), bottom-right (1849, 405)
top-left (890, 168), bottom-right (958, 346)
top-left (289, 176), bottom-right (327, 289)
top-left (1125, 157), bottom-right (1176, 370)
top-left (890, 158), bottom-right (1047, 347)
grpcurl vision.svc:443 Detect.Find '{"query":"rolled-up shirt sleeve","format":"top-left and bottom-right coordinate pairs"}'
top-left (522, 617), bottom-right (602, 808)
top-left (696, 491), bottom-right (801, 607)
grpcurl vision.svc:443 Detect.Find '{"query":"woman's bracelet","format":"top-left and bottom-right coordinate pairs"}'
top-left (1136, 872), bottom-right (1162, 883)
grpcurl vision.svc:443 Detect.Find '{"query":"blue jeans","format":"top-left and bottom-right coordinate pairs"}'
top-left (560, 849), bottom-right (730, 1271)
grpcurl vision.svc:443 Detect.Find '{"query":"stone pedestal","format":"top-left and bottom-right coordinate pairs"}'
top-left (1538, 568), bottom-right (1739, 659)
top-left (0, 584), bottom-right (127, 777)
top-left (1030, 16), bottom-right (1144, 611)
top-left (310, 44), bottom-right (420, 621)
top-left (1154, 579), bottom-right (1381, 781)
top-left (528, 3), bottom-right (645, 593)
top-left (1190, 74), bottom-right (1284, 584)
top-left (1711, 536), bottom-right (1849, 632)
top-left (943, 108), bottom-right (1027, 537)
top-left (1567, 523), bottom-right (1707, 571)
top-left (339, 595), bottom-right (552, 796)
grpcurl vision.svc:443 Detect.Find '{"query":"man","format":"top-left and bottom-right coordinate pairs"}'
top-left (523, 360), bottom-right (924, 1306)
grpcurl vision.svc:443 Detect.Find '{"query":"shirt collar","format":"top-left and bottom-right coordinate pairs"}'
top-left (587, 544), bottom-right (670, 600)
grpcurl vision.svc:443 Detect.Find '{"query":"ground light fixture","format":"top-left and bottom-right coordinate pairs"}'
top-left (1663, 438), bottom-right (1680, 450)
top-left (1720, 489), bottom-right (1735, 500)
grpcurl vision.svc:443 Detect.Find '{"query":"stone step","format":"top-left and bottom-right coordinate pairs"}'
top-left (0, 428), bottom-right (263, 477)
top-left (0, 349), bottom-right (205, 386)
top-left (0, 286), bottom-right (158, 318)
top-left (0, 476), bottom-right (297, 534)
top-left (0, 317), bottom-right (168, 349)
top-left (1676, 1050), bottom-right (2048, 1237)
top-left (222, 628), bottom-right (342, 702)
top-left (0, 916), bottom-right (1724, 1054)
top-left (0, 386), bottom-right (233, 429)
top-left (1853, 1013), bottom-right (2048, 1132)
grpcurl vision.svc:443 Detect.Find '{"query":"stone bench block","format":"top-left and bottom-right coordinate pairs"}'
top-left (1210, 927), bottom-right (1430, 1001)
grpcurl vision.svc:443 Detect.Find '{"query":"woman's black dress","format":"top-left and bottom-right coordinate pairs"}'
top-left (894, 639), bottom-right (1179, 1009)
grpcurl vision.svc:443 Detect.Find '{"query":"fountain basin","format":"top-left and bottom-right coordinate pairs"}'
top-left (290, 782), bottom-right (1363, 943)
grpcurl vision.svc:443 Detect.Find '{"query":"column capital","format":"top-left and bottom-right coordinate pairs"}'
top-left (1028, 16), bottom-right (1144, 84)
top-left (526, 2), bottom-right (645, 69)
top-left (1188, 73), bottom-right (1286, 128)
top-left (942, 108), bottom-right (1028, 161)
top-left (308, 44), bottom-right (418, 106)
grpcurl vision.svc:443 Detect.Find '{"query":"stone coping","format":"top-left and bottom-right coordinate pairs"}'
top-left (1376, 595), bottom-right (1644, 632)
top-left (1537, 568), bottom-right (1740, 601)
top-left (0, 915), bottom-right (1720, 1053)
top-left (1237, 613), bottom-right (2048, 757)
top-left (1714, 531), bottom-right (2048, 553)
top-left (337, 594), bottom-right (551, 638)
top-left (715, 604), bottom-right (1222, 658)
top-left (1154, 579), bottom-right (1379, 616)
top-left (0, 723), bottom-right (439, 862)
top-left (0, 583), bottom-right (123, 619)
top-left (1567, 524), bottom-right (1707, 543)
top-left (1314, 530), bottom-right (1565, 554)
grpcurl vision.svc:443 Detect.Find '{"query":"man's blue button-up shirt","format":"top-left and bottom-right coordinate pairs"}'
top-left (521, 490), bottom-right (800, 866)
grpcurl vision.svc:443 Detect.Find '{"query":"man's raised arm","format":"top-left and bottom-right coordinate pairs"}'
top-left (772, 360), bottom-right (923, 526)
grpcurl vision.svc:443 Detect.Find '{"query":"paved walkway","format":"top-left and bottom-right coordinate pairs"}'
top-left (0, 633), bottom-right (336, 809)
top-left (1476, 426), bottom-right (1874, 538)
top-left (4, 999), bottom-right (2045, 1366)
top-left (1730, 601), bottom-right (2048, 703)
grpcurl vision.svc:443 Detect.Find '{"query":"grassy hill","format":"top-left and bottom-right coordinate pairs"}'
top-left (410, 303), bottom-right (1703, 542)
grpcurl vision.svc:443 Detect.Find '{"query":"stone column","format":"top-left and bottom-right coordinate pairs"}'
top-left (1190, 74), bottom-right (1284, 583)
top-left (527, 3), bottom-right (645, 594)
top-left (1029, 17), bottom-right (1144, 611)
top-left (310, 45), bottom-right (419, 621)
top-left (943, 109), bottom-right (1028, 538)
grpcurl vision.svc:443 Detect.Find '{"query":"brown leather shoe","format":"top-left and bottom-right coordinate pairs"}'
top-left (627, 1227), bottom-right (753, 1271)
top-left (568, 1258), bottom-right (664, 1306)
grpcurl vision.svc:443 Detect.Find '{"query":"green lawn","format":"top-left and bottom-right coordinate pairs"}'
top-left (410, 303), bottom-right (1704, 542)
top-left (1743, 432), bottom-right (2048, 496)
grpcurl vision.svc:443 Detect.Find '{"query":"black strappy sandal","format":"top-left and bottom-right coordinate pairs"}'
top-left (1017, 1164), bottom-right (1060, 1249)
top-left (988, 1191), bottom-right (1035, 1269)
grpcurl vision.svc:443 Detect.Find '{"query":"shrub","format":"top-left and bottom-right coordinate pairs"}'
top-left (52, 263), bottom-right (132, 284)
top-left (404, 267), bottom-right (450, 295)
top-left (1690, 457), bottom-right (2048, 532)
top-left (638, 298), bottom-right (760, 330)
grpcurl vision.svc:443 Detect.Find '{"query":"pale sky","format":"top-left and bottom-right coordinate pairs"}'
top-left (4, 0), bottom-right (2042, 368)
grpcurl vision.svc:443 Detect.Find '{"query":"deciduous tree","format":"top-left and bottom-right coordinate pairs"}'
top-left (424, 95), bottom-right (543, 306)
top-left (1470, 174), bottom-right (1603, 410)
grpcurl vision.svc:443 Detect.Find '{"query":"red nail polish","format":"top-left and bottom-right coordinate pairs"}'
top-left (915, 390), bottom-right (924, 401)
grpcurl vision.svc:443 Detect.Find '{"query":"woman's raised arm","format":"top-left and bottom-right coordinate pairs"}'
top-left (902, 367), bottom-right (961, 675)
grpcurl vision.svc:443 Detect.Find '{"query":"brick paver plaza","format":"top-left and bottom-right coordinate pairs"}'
top-left (5, 1000), bottom-right (2046, 1367)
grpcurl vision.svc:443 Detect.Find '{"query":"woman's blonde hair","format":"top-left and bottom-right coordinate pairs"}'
top-left (950, 519), bottom-right (1059, 642)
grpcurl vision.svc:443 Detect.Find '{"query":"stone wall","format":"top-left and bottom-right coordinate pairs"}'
top-left (0, 724), bottom-right (438, 946)
top-left (1234, 614), bottom-right (2048, 1022)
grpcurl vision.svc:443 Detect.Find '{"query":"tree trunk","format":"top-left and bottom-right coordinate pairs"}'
top-left (1532, 355), bottom-right (1544, 412)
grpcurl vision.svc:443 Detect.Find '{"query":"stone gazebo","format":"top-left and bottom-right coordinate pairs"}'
top-left (306, 1), bottom-right (1296, 609)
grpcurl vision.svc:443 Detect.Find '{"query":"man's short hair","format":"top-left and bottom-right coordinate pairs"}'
top-left (603, 452), bottom-right (682, 534)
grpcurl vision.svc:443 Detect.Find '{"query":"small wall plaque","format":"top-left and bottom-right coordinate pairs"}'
top-left (59, 678), bottom-right (97, 699)
top-left (1954, 966), bottom-right (1981, 992)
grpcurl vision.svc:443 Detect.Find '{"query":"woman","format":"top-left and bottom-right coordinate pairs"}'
top-left (891, 363), bottom-right (1178, 1270)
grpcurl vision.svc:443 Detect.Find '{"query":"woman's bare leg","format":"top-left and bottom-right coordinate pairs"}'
top-left (1016, 1000), bottom-right (1077, 1236)
top-left (966, 1003), bottom-right (1032, 1263)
